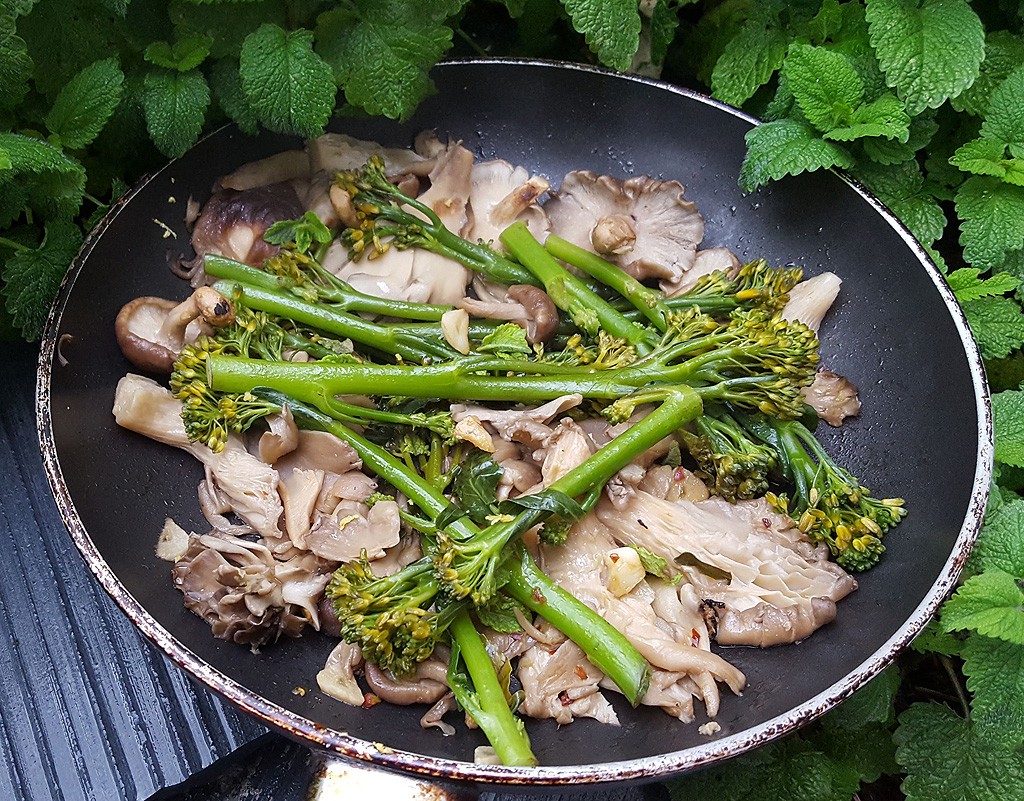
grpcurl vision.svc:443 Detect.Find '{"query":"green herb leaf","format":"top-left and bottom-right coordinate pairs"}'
top-left (911, 618), bottom-right (963, 656)
top-left (316, 2), bottom-right (455, 122)
top-left (856, 160), bottom-right (945, 244)
top-left (739, 120), bottom-right (855, 192)
top-left (823, 666), bottom-right (900, 729)
top-left (863, 111), bottom-right (940, 165)
top-left (962, 633), bottom-right (1024, 748)
top-left (994, 389), bottom-right (1024, 467)
top-left (449, 450), bottom-right (503, 525)
top-left (962, 296), bottom-right (1024, 359)
top-left (264, 211), bottom-right (332, 254)
top-left (956, 176), bottom-right (1024, 269)
top-left (950, 137), bottom-right (1024, 184)
top-left (142, 69), bottom-right (210, 158)
top-left (895, 702), bottom-right (1024, 801)
top-left (865, 0), bottom-right (985, 115)
top-left (0, 13), bottom-right (32, 111)
top-left (562, 0), bottom-right (641, 71)
top-left (239, 24), bottom-right (334, 137)
top-left (953, 31), bottom-right (1024, 118)
top-left (710, 19), bottom-right (788, 108)
top-left (0, 132), bottom-right (86, 219)
top-left (144, 34), bottom-right (214, 73)
top-left (941, 569), bottom-right (1024, 643)
top-left (44, 57), bottom-right (124, 150)
top-left (478, 322), bottom-right (531, 358)
top-left (826, 93), bottom-right (910, 143)
top-left (475, 593), bottom-right (527, 633)
top-left (209, 58), bottom-right (258, 135)
top-left (784, 44), bottom-right (863, 134)
top-left (1, 219), bottom-right (83, 340)
top-left (946, 268), bottom-right (1019, 303)
top-left (979, 65), bottom-right (1024, 152)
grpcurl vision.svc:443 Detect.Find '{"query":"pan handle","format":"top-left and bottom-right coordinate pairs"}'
top-left (308, 754), bottom-right (479, 801)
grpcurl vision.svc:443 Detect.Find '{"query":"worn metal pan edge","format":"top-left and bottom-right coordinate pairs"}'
top-left (36, 57), bottom-right (992, 785)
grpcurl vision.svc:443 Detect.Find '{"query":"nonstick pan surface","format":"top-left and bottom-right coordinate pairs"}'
top-left (38, 59), bottom-right (991, 785)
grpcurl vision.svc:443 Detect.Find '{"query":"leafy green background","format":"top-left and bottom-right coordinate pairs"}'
top-left (3, 0), bottom-right (1023, 796)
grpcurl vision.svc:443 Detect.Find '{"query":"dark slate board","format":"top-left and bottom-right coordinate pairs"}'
top-left (0, 341), bottom-right (663, 801)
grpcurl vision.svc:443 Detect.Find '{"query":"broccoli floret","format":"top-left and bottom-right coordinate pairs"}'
top-left (740, 414), bottom-right (906, 572)
top-left (682, 408), bottom-right (778, 501)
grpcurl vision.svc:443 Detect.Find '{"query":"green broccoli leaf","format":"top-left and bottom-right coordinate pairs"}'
top-left (478, 322), bottom-right (531, 358)
top-left (855, 160), bottom-right (945, 244)
top-left (0, 132), bottom-right (85, 219)
top-left (142, 69), bottom-right (210, 158)
top-left (864, 0), bottom-right (984, 115)
top-left (739, 120), bottom-right (855, 192)
top-left (956, 176), bottom-right (1024, 269)
top-left (783, 44), bottom-right (863, 134)
top-left (1, 219), bottom-right (83, 340)
top-left (144, 34), bottom-right (214, 73)
top-left (826, 93), bottom-right (910, 142)
top-left (710, 19), bottom-right (789, 108)
top-left (962, 633), bottom-right (1024, 748)
top-left (474, 593), bottom-right (527, 634)
top-left (562, 0), bottom-right (641, 71)
top-left (980, 65), bottom-right (1024, 153)
top-left (946, 268), bottom-right (1019, 303)
top-left (209, 58), bottom-right (259, 136)
top-left (975, 497), bottom-right (1024, 576)
top-left (44, 57), bottom-right (124, 151)
top-left (952, 31), bottom-right (1024, 118)
top-left (316, 2), bottom-right (455, 122)
top-left (0, 13), bottom-right (32, 111)
top-left (239, 24), bottom-right (334, 137)
top-left (962, 296), bottom-right (1024, 359)
top-left (895, 702), bottom-right (1024, 801)
top-left (264, 211), bottom-right (332, 254)
top-left (667, 737), bottom-right (862, 801)
top-left (449, 450), bottom-right (503, 525)
top-left (941, 569), bottom-right (1024, 643)
top-left (994, 389), bottom-right (1024, 467)
top-left (629, 544), bottom-right (675, 581)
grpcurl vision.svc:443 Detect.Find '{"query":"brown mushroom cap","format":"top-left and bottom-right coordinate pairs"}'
top-left (115, 296), bottom-right (180, 373)
top-left (507, 284), bottom-right (559, 343)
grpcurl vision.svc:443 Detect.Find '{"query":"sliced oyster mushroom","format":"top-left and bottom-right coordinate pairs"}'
top-left (545, 170), bottom-right (704, 284)
top-left (464, 159), bottom-right (550, 248)
top-left (803, 368), bottom-right (862, 427)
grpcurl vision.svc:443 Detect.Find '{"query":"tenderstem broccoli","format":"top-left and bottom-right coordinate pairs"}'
top-left (681, 406), bottom-right (779, 501)
top-left (738, 413), bottom-right (907, 571)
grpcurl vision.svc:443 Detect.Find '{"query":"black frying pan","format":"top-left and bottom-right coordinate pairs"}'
top-left (37, 59), bottom-right (991, 788)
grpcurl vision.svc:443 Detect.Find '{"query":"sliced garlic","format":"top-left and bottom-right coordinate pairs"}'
top-left (454, 415), bottom-right (495, 453)
top-left (603, 547), bottom-right (645, 597)
top-left (156, 517), bottom-right (191, 562)
top-left (441, 308), bottom-right (471, 355)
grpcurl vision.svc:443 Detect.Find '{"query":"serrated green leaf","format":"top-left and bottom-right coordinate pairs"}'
top-left (711, 20), bottom-right (789, 108)
top-left (980, 65), bottom-right (1024, 152)
top-left (994, 390), bottom-right (1024, 467)
top-left (474, 593), bottom-right (527, 634)
top-left (667, 738), bottom-right (862, 801)
top-left (974, 496), bottom-right (1024, 582)
top-left (317, 3), bottom-right (452, 122)
top-left (942, 569), bottom-right (1024, 643)
top-left (145, 34), bottom-right (214, 72)
top-left (740, 120), bottom-right (855, 192)
top-left (1, 220), bottom-right (83, 340)
top-left (806, 0), bottom-right (844, 44)
top-left (953, 31), bottom-right (1024, 117)
top-left (911, 618), bottom-right (963, 656)
top-left (895, 702), bottom-right (1024, 801)
top-left (209, 58), bottom-right (258, 136)
top-left (649, 0), bottom-right (680, 66)
top-left (239, 24), bottom-right (334, 137)
top-left (862, 110), bottom-right (940, 165)
top-left (562, 0), bottom-right (641, 71)
top-left (856, 160), bottom-right (945, 244)
top-left (100, 0), bottom-right (129, 14)
top-left (169, 0), bottom-right (288, 60)
top-left (865, 0), bottom-right (985, 115)
top-left (44, 57), bottom-right (124, 151)
top-left (946, 268), bottom-right (1019, 303)
top-left (0, 132), bottom-right (85, 219)
top-left (951, 137), bottom-right (1018, 178)
top-left (823, 666), bottom-right (900, 730)
top-left (142, 69), bottom-right (210, 158)
top-left (826, 93), bottom-right (910, 142)
top-left (956, 176), bottom-right (1024, 269)
top-left (809, 723), bottom-right (899, 784)
top-left (784, 44), bottom-right (863, 134)
top-left (963, 296), bottom-right (1024, 359)
top-left (0, 13), bottom-right (32, 111)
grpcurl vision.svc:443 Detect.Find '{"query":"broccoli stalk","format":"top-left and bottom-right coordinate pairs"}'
top-left (447, 610), bottom-right (537, 767)
top-left (204, 254), bottom-right (453, 322)
top-left (738, 414), bottom-right (907, 571)
top-left (335, 156), bottom-right (537, 287)
top-left (543, 233), bottom-right (670, 331)
top-left (500, 222), bottom-right (658, 351)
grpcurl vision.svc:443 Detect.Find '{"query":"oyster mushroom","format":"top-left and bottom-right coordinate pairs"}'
top-left (457, 284), bottom-right (559, 344)
top-left (115, 287), bottom-right (234, 372)
top-left (545, 171), bottom-right (704, 283)
top-left (463, 159), bottom-right (550, 248)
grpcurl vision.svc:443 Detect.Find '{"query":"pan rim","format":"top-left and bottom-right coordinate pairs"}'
top-left (35, 56), bottom-right (993, 785)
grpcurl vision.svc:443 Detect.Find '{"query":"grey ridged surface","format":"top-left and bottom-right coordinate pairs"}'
top-left (0, 342), bottom-right (267, 800)
top-left (2, 341), bottom-right (662, 801)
